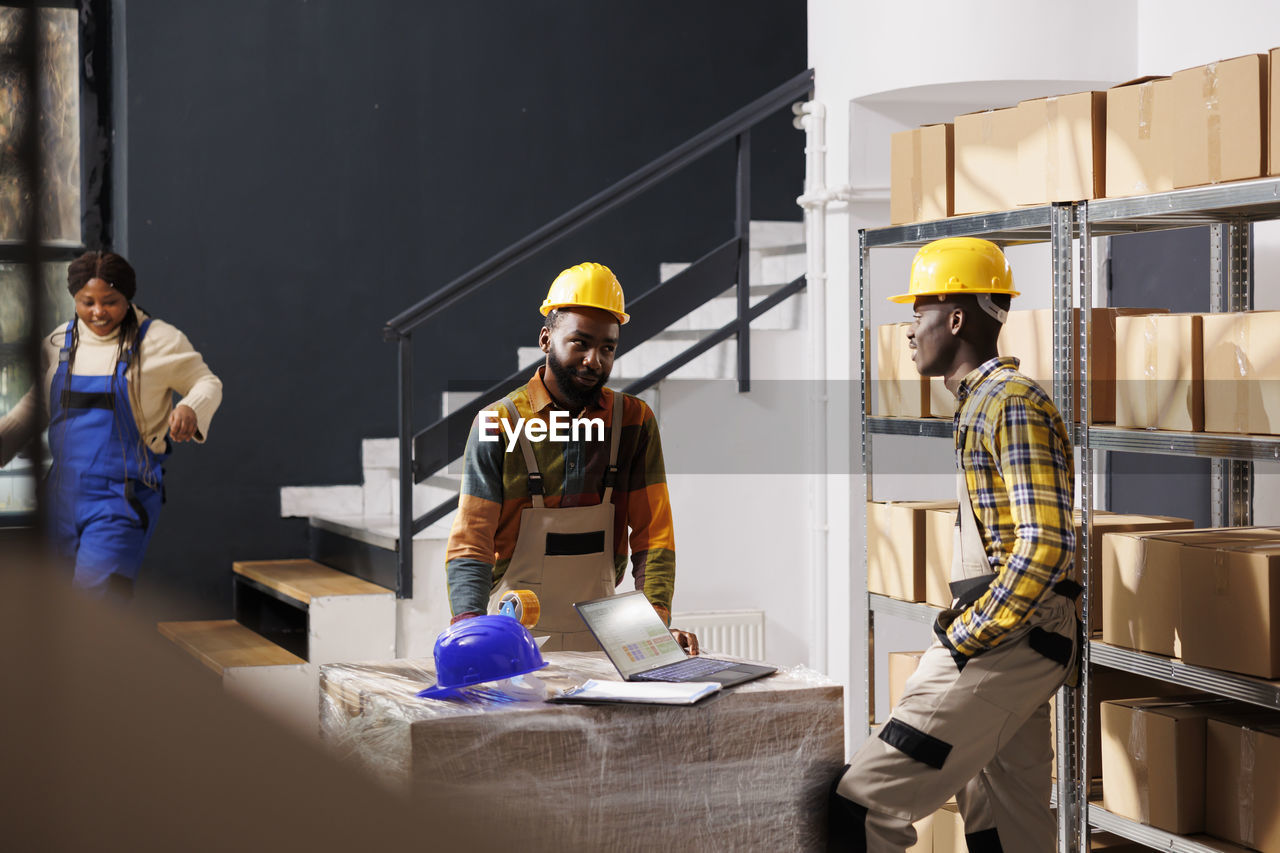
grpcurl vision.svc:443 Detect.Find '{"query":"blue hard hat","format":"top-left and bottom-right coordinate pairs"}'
top-left (417, 615), bottom-right (548, 699)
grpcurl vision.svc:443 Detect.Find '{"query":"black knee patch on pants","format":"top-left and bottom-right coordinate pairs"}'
top-left (1028, 626), bottom-right (1073, 666)
top-left (965, 827), bottom-right (1004, 852)
top-left (878, 718), bottom-right (952, 769)
top-left (827, 764), bottom-right (868, 852)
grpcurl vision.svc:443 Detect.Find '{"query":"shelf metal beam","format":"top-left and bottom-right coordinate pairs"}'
top-left (1089, 805), bottom-right (1233, 853)
top-left (1085, 175), bottom-right (1280, 232)
top-left (864, 206), bottom-right (1056, 248)
top-left (1090, 642), bottom-right (1280, 709)
top-left (867, 416), bottom-right (954, 438)
top-left (1087, 426), bottom-right (1280, 461)
top-left (868, 594), bottom-right (940, 625)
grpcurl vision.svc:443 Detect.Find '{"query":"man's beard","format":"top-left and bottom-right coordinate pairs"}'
top-left (547, 349), bottom-right (607, 411)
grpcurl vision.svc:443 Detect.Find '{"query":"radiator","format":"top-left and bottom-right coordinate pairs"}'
top-left (669, 609), bottom-right (766, 660)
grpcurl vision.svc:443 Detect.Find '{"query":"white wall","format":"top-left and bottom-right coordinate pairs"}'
top-left (657, 329), bottom-right (816, 668)
top-left (809, 0), bottom-right (1280, 754)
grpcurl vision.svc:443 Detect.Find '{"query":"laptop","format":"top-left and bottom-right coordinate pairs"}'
top-left (574, 591), bottom-right (777, 687)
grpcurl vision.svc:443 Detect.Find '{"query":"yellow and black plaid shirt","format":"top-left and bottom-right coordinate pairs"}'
top-left (946, 356), bottom-right (1075, 656)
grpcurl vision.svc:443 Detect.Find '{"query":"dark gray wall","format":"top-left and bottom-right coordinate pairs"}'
top-left (1107, 227), bottom-right (1212, 527)
top-left (123, 1), bottom-right (808, 616)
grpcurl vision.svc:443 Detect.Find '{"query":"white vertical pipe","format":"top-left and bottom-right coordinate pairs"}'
top-left (796, 100), bottom-right (830, 674)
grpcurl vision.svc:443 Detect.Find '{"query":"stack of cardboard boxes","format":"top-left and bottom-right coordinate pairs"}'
top-left (867, 501), bottom-right (1192, 622)
top-left (890, 50), bottom-right (1277, 225)
top-left (1101, 695), bottom-right (1279, 851)
top-left (879, 304), bottom-right (1280, 437)
top-left (1098, 526), bottom-right (1280, 849)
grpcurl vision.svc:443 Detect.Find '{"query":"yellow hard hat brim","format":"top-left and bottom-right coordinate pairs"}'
top-left (887, 288), bottom-right (1021, 304)
top-left (540, 300), bottom-right (630, 324)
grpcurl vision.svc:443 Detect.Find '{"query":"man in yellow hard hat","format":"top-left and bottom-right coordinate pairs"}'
top-left (444, 262), bottom-right (698, 653)
top-left (830, 238), bottom-right (1078, 851)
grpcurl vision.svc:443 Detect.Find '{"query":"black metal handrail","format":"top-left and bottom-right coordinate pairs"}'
top-left (383, 68), bottom-right (814, 339)
top-left (385, 69), bottom-right (815, 599)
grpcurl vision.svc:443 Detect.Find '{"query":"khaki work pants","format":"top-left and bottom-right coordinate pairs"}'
top-left (831, 594), bottom-right (1077, 852)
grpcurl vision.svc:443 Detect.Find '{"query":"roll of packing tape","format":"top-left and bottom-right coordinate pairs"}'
top-left (499, 589), bottom-right (541, 628)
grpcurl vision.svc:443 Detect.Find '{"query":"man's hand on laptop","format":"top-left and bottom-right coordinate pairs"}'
top-left (670, 628), bottom-right (700, 656)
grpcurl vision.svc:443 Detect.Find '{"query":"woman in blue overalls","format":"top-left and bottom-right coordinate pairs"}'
top-left (0, 251), bottom-right (223, 599)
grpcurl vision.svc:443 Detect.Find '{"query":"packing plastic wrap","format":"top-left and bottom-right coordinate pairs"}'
top-left (321, 651), bottom-right (843, 851)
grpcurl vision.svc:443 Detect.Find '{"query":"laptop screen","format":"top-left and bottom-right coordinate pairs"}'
top-left (576, 591), bottom-right (687, 679)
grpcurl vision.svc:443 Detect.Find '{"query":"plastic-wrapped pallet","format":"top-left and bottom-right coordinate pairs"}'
top-left (320, 651), bottom-right (844, 851)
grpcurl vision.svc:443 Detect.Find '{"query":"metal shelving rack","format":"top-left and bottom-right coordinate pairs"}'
top-left (1076, 176), bottom-right (1280, 853)
top-left (858, 176), bottom-right (1280, 853)
top-left (859, 202), bottom-right (1084, 853)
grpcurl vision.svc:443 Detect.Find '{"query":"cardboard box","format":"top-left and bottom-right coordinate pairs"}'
top-left (320, 655), bottom-right (845, 850)
top-left (1075, 512), bottom-right (1195, 630)
top-left (888, 650), bottom-right (927, 709)
top-left (1101, 696), bottom-right (1231, 833)
top-left (1173, 54), bottom-right (1268, 188)
top-left (954, 107), bottom-right (1023, 215)
top-left (1106, 77), bottom-right (1175, 198)
top-left (999, 308), bottom-right (1167, 423)
top-left (932, 804), bottom-right (965, 853)
top-left (877, 323), bottom-right (929, 418)
top-left (1053, 670), bottom-right (1192, 780)
top-left (1100, 527), bottom-right (1275, 658)
top-left (1180, 535), bottom-right (1280, 678)
top-left (930, 376), bottom-right (956, 419)
top-left (891, 124), bottom-right (954, 225)
top-left (1115, 313), bottom-right (1204, 432)
top-left (1202, 311), bottom-right (1280, 435)
top-left (868, 501), bottom-right (958, 601)
top-left (1206, 715), bottom-right (1280, 851)
top-left (924, 507), bottom-right (957, 608)
top-left (1017, 91), bottom-right (1106, 204)
top-left (1272, 48), bottom-right (1280, 175)
top-left (1103, 531), bottom-right (1187, 657)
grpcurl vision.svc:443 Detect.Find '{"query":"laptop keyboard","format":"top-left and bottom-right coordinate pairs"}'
top-left (634, 657), bottom-right (737, 681)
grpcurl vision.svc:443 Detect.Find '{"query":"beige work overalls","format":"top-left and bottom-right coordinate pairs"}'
top-left (835, 463), bottom-right (1080, 852)
top-left (486, 393), bottom-right (624, 652)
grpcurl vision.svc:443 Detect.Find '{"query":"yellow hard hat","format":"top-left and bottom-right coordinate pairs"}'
top-left (541, 262), bottom-right (629, 324)
top-left (889, 237), bottom-right (1019, 305)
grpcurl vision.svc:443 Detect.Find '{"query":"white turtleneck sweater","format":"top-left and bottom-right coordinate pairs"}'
top-left (0, 306), bottom-right (222, 466)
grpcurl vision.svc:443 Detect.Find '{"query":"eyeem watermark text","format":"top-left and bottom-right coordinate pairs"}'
top-left (478, 411), bottom-right (605, 451)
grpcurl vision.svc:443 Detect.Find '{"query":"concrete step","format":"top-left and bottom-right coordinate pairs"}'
top-left (159, 619), bottom-right (306, 674)
top-left (748, 219), bottom-right (804, 248)
top-left (302, 515), bottom-right (453, 660)
top-left (232, 559), bottom-right (397, 665)
top-left (157, 619), bottom-right (318, 735)
top-left (280, 471), bottom-right (460, 520)
top-left (663, 287), bottom-right (805, 333)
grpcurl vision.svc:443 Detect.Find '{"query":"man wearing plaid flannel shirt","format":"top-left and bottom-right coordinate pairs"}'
top-left (830, 238), bottom-right (1080, 852)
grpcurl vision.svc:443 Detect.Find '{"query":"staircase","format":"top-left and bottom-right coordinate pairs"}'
top-left (154, 69), bottom-right (816, 736)
top-left (156, 223), bottom-right (806, 734)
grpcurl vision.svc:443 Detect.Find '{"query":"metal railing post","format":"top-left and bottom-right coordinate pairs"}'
top-left (736, 130), bottom-right (751, 393)
top-left (397, 334), bottom-right (414, 599)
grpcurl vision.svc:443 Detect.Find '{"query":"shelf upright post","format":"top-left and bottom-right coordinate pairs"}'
top-left (858, 226), bottom-right (873, 738)
top-left (1209, 222), bottom-right (1255, 527)
top-left (1051, 201), bottom-right (1083, 853)
top-left (1076, 201), bottom-right (1094, 853)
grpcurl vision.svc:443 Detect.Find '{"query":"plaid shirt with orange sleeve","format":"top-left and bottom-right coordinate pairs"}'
top-left (445, 367), bottom-right (677, 623)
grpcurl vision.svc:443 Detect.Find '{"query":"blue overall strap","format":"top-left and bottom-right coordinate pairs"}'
top-left (53, 321), bottom-right (76, 411)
